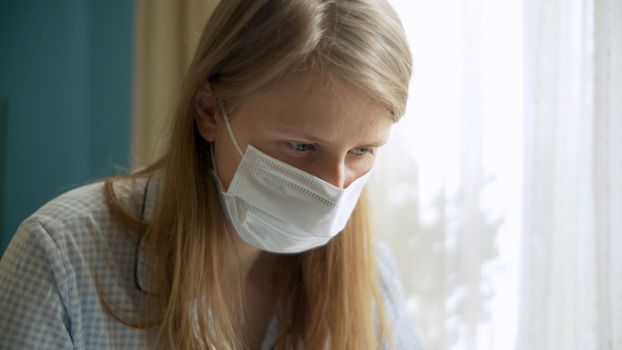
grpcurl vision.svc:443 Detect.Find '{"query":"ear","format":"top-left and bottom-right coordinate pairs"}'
top-left (194, 81), bottom-right (218, 142)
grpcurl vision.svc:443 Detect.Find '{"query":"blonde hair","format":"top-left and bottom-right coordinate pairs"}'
top-left (103, 0), bottom-right (411, 349)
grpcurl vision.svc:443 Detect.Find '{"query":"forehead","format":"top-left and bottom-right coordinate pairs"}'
top-left (231, 73), bottom-right (394, 145)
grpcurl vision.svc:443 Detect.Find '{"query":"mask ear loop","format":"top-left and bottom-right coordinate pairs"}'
top-left (209, 143), bottom-right (218, 173)
top-left (219, 103), bottom-right (245, 157)
top-left (210, 102), bottom-right (245, 173)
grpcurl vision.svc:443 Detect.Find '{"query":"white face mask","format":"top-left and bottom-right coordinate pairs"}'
top-left (211, 112), bottom-right (372, 254)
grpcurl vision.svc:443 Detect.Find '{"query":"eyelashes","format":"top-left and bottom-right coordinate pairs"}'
top-left (351, 147), bottom-right (375, 156)
top-left (287, 142), bottom-right (316, 153)
top-left (285, 142), bottom-right (375, 157)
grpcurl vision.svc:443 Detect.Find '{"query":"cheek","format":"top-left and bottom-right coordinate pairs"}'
top-left (348, 155), bottom-right (376, 176)
top-left (215, 156), bottom-right (237, 191)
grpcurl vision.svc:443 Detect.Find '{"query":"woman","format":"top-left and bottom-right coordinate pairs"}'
top-left (0, 0), bottom-right (418, 349)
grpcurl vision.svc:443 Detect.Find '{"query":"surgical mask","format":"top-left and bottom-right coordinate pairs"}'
top-left (211, 112), bottom-right (371, 254)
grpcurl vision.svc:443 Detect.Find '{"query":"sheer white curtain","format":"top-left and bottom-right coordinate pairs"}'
top-left (371, 0), bottom-right (622, 349)
top-left (518, 0), bottom-right (622, 348)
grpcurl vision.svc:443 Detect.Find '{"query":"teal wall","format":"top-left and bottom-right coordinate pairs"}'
top-left (0, 0), bottom-right (135, 254)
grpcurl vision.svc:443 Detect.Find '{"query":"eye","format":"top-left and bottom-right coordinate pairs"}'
top-left (286, 142), bottom-right (316, 153)
top-left (350, 147), bottom-right (375, 157)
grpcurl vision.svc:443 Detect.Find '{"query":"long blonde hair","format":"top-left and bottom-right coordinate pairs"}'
top-left (103, 0), bottom-right (411, 348)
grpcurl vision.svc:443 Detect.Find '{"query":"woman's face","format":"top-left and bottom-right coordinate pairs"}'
top-left (196, 73), bottom-right (394, 191)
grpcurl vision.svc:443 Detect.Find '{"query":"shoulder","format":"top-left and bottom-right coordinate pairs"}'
top-left (2, 175), bottom-right (151, 296)
top-left (2, 176), bottom-right (149, 282)
top-left (375, 241), bottom-right (403, 297)
top-left (0, 176), bottom-right (152, 348)
top-left (16, 176), bottom-right (148, 252)
top-left (29, 177), bottom-right (146, 232)
top-left (375, 240), bottom-right (408, 320)
top-left (374, 240), bottom-right (423, 349)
